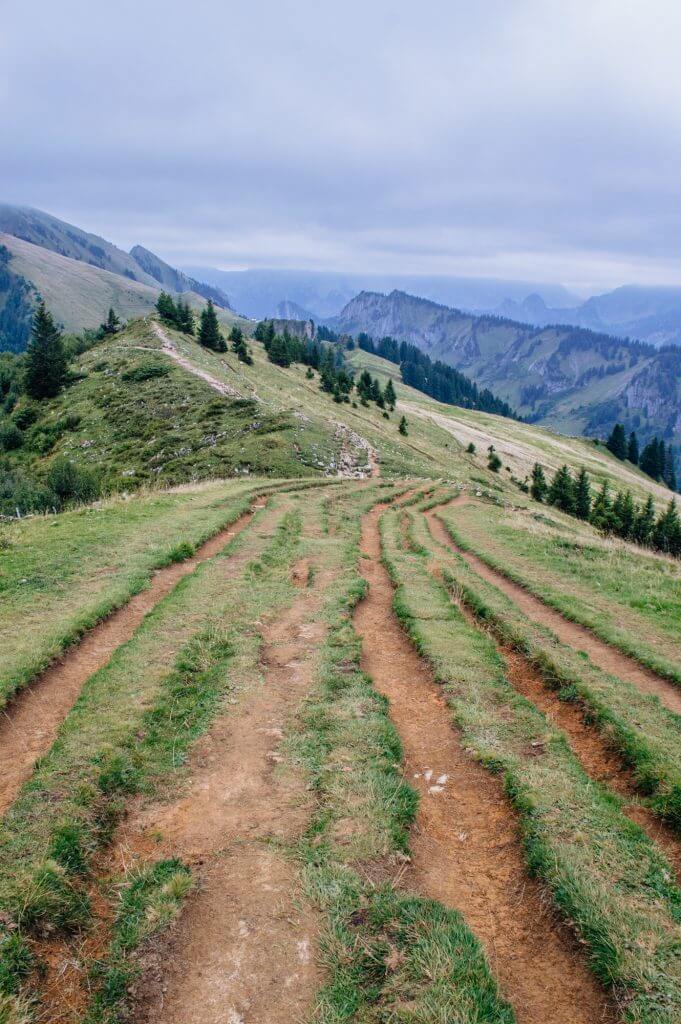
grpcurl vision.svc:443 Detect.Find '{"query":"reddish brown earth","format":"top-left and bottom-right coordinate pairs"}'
top-left (353, 505), bottom-right (617, 1024)
top-left (0, 503), bottom-right (264, 817)
top-left (436, 496), bottom-right (681, 715)
top-left (424, 508), bottom-right (681, 880)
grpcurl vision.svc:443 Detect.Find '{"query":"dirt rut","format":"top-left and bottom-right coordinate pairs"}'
top-left (0, 505), bottom-right (265, 818)
top-left (109, 560), bottom-right (330, 1024)
top-left (354, 506), bottom-right (616, 1024)
top-left (435, 497), bottom-right (681, 715)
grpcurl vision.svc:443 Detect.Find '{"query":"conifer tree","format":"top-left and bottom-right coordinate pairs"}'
top-left (384, 378), bottom-right (396, 408)
top-left (547, 464), bottom-right (575, 514)
top-left (614, 490), bottom-right (636, 538)
top-left (653, 499), bottom-right (681, 555)
top-left (229, 325), bottom-right (252, 364)
top-left (530, 463), bottom-right (548, 502)
top-left (156, 291), bottom-right (178, 324)
top-left (574, 467), bottom-right (591, 520)
top-left (176, 301), bottom-right (195, 335)
top-left (664, 443), bottom-right (677, 491)
top-left (24, 302), bottom-right (67, 399)
top-left (634, 495), bottom-right (656, 546)
top-left (198, 299), bottom-right (225, 351)
top-left (100, 307), bottom-right (121, 336)
top-left (590, 480), bottom-right (613, 531)
top-left (398, 415), bottom-right (408, 435)
top-left (640, 437), bottom-right (663, 480)
top-left (487, 445), bottom-right (502, 473)
top-left (627, 430), bottom-right (639, 465)
top-left (606, 423), bottom-right (627, 460)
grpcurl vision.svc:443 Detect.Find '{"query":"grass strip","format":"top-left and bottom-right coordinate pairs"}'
top-left (412, 509), bottom-right (681, 833)
top-left (289, 488), bottom-right (516, 1023)
top-left (444, 505), bottom-right (681, 688)
top-left (382, 508), bottom-right (681, 1024)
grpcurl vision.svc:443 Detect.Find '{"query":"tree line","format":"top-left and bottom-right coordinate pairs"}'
top-left (530, 461), bottom-right (680, 557)
top-left (156, 294), bottom-right (252, 362)
top-left (604, 422), bottom-right (677, 491)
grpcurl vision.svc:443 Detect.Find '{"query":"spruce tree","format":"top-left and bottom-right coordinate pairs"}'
top-left (100, 307), bottom-right (121, 336)
top-left (398, 415), bottom-right (408, 435)
top-left (198, 299), bottom-right (225, 352)
top-left (606, 423), bottom-right (627, 461)
top-left (614, 490), bottom-right (636, 539)
top-left (653, 499), bottom-right (681, 555)
top-left (634, 495), bottom-right (656, 546)
top-left (627, 431), bottom-right (639, 465)
top-left (176, 301), bottom-right (195, 336)
top-left (384, 378), bottom-right (396, 408)
top-left (24, 302), bottom-right (67, 399)
top-left (547, 465), bottom-right (576, 514)
top-left (640, 437), bottom-right (662, 480)
top-left (590, 481), bottom-right (613, 532)
top-left (574, 467), bottom-right (591, 520)
top-left (156, 291), bottom-right (178, 324)
top-left (229, 326), bottom-right (252, 364)
top-left (267, 333), bottom-right (291, 367)
top-left (530, 463), bottom-right (548, 502)
top-left (664, 444), bottom-right (677, 491)
top-left (487, 445), bottom-right (502, 473)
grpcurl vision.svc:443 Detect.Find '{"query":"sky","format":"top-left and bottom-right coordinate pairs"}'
top-left (2, 0), bottom-right (681, 294)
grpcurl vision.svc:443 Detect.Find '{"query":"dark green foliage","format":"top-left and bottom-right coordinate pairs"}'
top-left (487, 446), bottom-right (502, 473)
top-left (356, 330), bottom-right (517, 418)
top-left (628, 430), bottom-right (639, 465)
top-left (635, 495), bottom-right (656, 545)
top-left (46, 457), bottom-right (101, 506)
top-left (266, 332), bottom-right (291, 366)
top-left (99, 307), bottom-right (121, 337)
top-left (0, 245), bottom-right (36, 354)
top-left (24, 302), bottom-right (67, 399)
top-left (197, 299), bottom-right (225, 351)
top-left (155, 293), bottom-right (195, 336)
top-left (121, 362), bottom-right (169, 382)
top-left (383, 377), bottom-right (396, 407)
top-left (530, 462), bottom-right (547, 502)
top-left (547, 464), bottom-right (575, 514)
top-left (398, 415), bottom-right (408, 435)
top-left (0, 422), bottom-right (23, 451)
top-left (606, 422), bottom-right (627, 460)
top-left (574, 467), bottom-right (591, 520)
top-left (229, 326), bottom-right (252, 364)
top-left (466, 441), bottom-right (476, 454)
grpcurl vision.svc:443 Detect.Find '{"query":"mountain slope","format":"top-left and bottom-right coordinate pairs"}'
top-left (336, 289), bottom-right (681, 444)
top-left (129, 245), bottom-right (232, 308)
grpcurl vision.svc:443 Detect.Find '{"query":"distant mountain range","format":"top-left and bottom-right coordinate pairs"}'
top-left (182, 266), bottom-right (579, 321)
top-left (334, 290), bottom-right (681, 445)
top-left (495, 287), bottom-right (681, 348)
top-left (0, 205), bottom-right (232, 349)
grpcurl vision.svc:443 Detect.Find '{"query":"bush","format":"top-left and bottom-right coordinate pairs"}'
top-left (121, 363), bottom-right (170, 383)
top-left (46, 457), bottom-right (101, 506)
top-left (0, 423), bottom-right (23, 451)
top-left (12, 405), bottom-right (38, 429)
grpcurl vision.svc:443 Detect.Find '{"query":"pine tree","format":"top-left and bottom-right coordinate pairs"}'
top-left (615, 490), bottom-right (636, 539)
top-left (634, 495), bottom-right (656, 546)
top-left (176, 301), bottom-right (195, 335)
top-left (590, 481), bottom-right (613, 532)
top-left (664, 443), bottom-right (677, 491)
top-left (198, 299), bottom-right (225, 352)
top-left (156, 291), bottom-right (178, 324)
top-left (24, 302), bottom-right (67, 399)
top-left (640, 437), bottom-right (663, 480)
top-left (384, 378), bottom-right (396, 409)
top-left (574, 467), bottom-right (591, 520)
top-left (530, 463), bottom-right (548, 502)
top-left (547, 464), bottom-right (575, 514)
top-left (398, 415), bottom-right (408, 435)
top-left (627, 431), bottom-right (639, 465)
top-left (100, 307), bottom-right (121, 336)
top-left (653, 499), bottom-right (681, 555)
top-left (606, 423), bottom-right (627, 460)
top-left (229, 325), bottom-right (252, 364)
top-left (487, 445), bottom-right (502, 473)
top-left (466, 442), bottom-right (476, 454)
top-left (268, 333), bottom-right (291, 367)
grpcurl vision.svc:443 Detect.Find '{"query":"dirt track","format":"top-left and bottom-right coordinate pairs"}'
top-left (434, 497), bottom-right (681, 715)
top-left (354, 506), bottom-right (616, 1024)
top-left (0, 504), bottom-right (262, 817)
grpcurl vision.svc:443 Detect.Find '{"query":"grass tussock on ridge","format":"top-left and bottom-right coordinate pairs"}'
top-left (381, 508), bottom-right (681, 1024)
top-left (289, 486), bottom-right (515, 1023)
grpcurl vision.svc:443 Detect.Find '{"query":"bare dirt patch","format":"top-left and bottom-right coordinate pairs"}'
top-left (435, 497), bottom-right (681, 716)
top-left (0, 505), bottom-right (262, 817)
top-left (353, 505), bottom-right (616, 1024)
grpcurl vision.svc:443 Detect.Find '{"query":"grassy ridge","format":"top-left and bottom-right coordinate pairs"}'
top-left (446, 500), bottom-right (681, 686)
top-left (411, 508), bottom-right (681, 832)
top-left (381, 509), bottom-right (681, 1024)
top-left (290, 485), bottom-right (515, 1023)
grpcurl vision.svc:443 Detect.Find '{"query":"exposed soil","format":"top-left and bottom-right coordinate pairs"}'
top-left (152, 322), bottom-right (244, 399)
top-left (434, 497), bottom-right (681, 715)
top-left (0, 504), bottom-right (265, 817)
top-left (111, 557), bottom-right (332, 1024)
top-left (354, 505), bottom-right (617, 1024)
top-left (424, 509), bottom-right (681, 879)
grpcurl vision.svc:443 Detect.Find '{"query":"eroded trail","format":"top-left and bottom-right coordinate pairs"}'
top-left (114, 559), bottom-right (330, 1024)
top-left (436, 497), bottom-right (681, 715)
top-left (354, 506), bottom-right (616, 1024)
top-left (0, 504), bottom-right (262, 817)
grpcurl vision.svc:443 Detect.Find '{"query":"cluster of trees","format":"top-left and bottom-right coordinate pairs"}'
top-left (227, 326), bottom-right (253, 364)
top-left (155, 292), bottom-right (195, 335)
top-left (605, 423), bottom-right (677, 490)
top-left (254, 321), bottom-right (399, 411)
top-left (530, 461), bottom-right (681, 556)
top-left (356, 332), bottom-right (516, 418)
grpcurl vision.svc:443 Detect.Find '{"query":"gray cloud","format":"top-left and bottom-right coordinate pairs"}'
top-left (2, 0), bottom-right (681, 291)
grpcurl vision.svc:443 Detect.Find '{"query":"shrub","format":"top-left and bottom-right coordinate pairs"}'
top-left (0, 423), bottom-right (23, 451)
top-left (46, 457), bottom-right (101, 506)
top-left (121, 363), bottom-right (169, 383)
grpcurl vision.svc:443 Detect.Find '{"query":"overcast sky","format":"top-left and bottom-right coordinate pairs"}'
top-left (2, 0), bottom-right (681, 293)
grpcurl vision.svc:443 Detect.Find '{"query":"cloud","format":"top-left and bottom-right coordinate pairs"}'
top-left (2, 0), bottom-right (681, 290)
